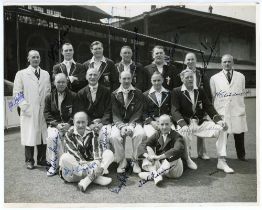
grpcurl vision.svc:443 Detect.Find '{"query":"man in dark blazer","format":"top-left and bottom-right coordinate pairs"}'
top-left (111, 71), bottom-right (146, 174)
top-left (83, 41), bottom-right (118, 91)
top-left (52, 43), bottom-right (87, 92)
top-left (115, 46), bottom-right (150, 92)
top-left (184, 52), bottom-right (212, 160)
top-left (76, 68), bottom-right (112, 165)
top-left (171, 69), bottom-right (234, 173)
top-left (138, 115), bottom-right (184, 186)
top-left (143, 71), bottom-right (171, 138)
top-left (44, 73), bottom-right (77, 176)
top-left (144, 45), bottom-right (181, 91)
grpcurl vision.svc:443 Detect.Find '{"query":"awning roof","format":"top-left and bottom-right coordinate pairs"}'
top-left (5, 6), bottom-right (203, 54)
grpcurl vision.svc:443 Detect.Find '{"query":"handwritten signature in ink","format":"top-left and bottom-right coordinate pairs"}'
top-left (108, 160), bottom-right (133, 194)
top-left (215, 90), bottom-right (248, 98)
top-left (8, 91), bottom-right (25, 111)
top-left (138, 164), bottom-right (176, 187)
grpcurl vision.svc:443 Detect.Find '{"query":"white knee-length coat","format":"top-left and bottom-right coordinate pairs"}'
top-left (210, 70), bottom-right (248, 134)
top-left (13, 66), bottom-right (51, 146)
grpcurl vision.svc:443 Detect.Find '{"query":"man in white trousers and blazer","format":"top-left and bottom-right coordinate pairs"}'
top-left (210, 54), bottom-right (248, 161)
top-left (13, 50), bottom-right (51, 169)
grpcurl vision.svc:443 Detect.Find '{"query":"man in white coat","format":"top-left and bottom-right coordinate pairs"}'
top-left (210, 54), bottom-right (248, 161)
top-left (13, 50), bottom-right (51, 169)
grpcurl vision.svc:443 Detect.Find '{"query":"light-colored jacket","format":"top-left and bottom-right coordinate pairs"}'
top-left (13, 66), bottom-right (51, 146)
top-left (210, 70), bottom-right (248, 134)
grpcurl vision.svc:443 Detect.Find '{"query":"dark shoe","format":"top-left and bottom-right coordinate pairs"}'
top-left (26, 162), bottom-right (35, 170)
top-left (238, 157), bottom-right (248, 161)
top-left (37, 161), bottom-right (51, 167)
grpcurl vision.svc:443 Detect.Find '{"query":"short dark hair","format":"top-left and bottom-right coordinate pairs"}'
top-left (90, 41), bottom-right (103, 50)
top-left (61, 43), bottom-right (73, 51)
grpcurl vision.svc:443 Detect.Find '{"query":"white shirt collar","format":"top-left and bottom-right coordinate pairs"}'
top-left (90, 56), bottom-right (106, 63)
top-left (181, 84), bottom-right (197, 92)
top-left (223, 69), bottom-right (233, 75)
top-left (121, 60), bottom-right (133, 66)
top-left (29, 65), bottom-right (40, 72)
top-left (117, 85), bottom-right (136, 93)
top-left (152, 61), bottom-right (168, 66)
top-left (73, 126), bottom-right (91, 137)
top-left (62, 59), bottom-right (76, 65)
top-left (149, 86), bottom-right (168, 94)
top-left (89, 83), bottom-right (99, 90)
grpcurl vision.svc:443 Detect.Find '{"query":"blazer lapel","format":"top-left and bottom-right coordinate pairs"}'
top-left (69, 63), bottom-right (76, 76)
top-left (158, 135), bottom-right (164, 149)
top-left (116, 63), bottom-right (124, 74)
top-left (160, 92), bottom-right (169, 107)
top-left (130, 62), bottom-right (136, 76)
top-left (125, 90), bottom-right (135, 108)
top-left (182, 90), bottom-right (193, 104)
top-left (162, 134), bottom-right (172, 150)
top-left (194, 89), bottom-right (199, 105)
top-left (59, 63), bottom-right (68, 76)
top-left (148, 92), bottom-right (159, 107)
top-left (92, 85), bottom-right (102, 105)
top-left (86, 87), bottom-right (93, 103)
top-left (115, 91), bottom-right (125, 107)
top-left (98, 61), bottom-right (108, 80)
top-left (196, 70), bottom-right (201, 87)
top-left (25, 67), bottom-right (37, 82)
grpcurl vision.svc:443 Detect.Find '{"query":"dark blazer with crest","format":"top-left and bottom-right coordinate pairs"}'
top-left (171, 86), bottom-right (222, 128)
top-left (144, 63), bottom-right (182, 91)
top-left (75, 84), bottom-right (111, 125)
top-left (112, 87), bottom-right (145, 128)
top-left (44, 88), bottom-right (77, 127)
top-left (115, 61), bottom-right (150, 92)
top-left (143, 89), bottom-right (171, 122)
top-left (83, 57), bottom-right (118, 91)
top-left (52, 62), bottom-right (87, 92)
top-left (146, 129), bottom-right (185, 162)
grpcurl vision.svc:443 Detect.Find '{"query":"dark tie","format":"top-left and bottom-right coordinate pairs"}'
top-left (227, 71), bottom-right (231, 83)
top-left (35, 69), bottom-right (40, 80)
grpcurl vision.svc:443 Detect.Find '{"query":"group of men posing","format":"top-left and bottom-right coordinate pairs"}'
top-left (13, 41), bottom-right (248, 192)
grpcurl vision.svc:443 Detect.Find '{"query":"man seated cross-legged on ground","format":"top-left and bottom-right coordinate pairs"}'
top-left (139, 114), bottom-right (185, 186)
top-left (59, 112), bottom-right (114, 192)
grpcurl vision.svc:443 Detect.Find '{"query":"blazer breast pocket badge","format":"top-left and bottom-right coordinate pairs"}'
top-left (197, 101), bottom-right (203, 109)
top-left (66, 105), bottom-right (72, 114)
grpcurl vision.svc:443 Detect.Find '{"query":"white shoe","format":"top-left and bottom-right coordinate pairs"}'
top-left (93, 176), bottom-right (112, 186)
top-left (199, 153), bottom-right (210, 160)
top-left (133, 162), bottom-right (141, 174)
top-left (78, 177), bottom-right (92, 192)
top-left (187, 158), bottom-right (198, 170)
top-left (154, 174), bottom-right (163, 186)
top-left (138, 172), bottom-right (153, 180)
top-left (117, 159), bottom-right (127, 173)
top-left (103, 169), bottom-right (109, 175)
top-left (217, 159), bottom-right (234, 173)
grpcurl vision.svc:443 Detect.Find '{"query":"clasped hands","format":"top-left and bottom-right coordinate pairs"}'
top-left (57, 123), bottom-right (70, 132)
top-left (120, 125), bottom-right (134, 137)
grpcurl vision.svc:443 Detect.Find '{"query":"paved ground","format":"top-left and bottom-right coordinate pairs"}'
top-left (4, 98), bottom-right (257, 205)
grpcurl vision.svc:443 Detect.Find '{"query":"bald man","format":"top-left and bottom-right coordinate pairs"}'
top-left (210, 54), bottom-right (248, 161)
top-left (59, 112), bottom-right (114, 192)
top-left (139, 115), bottom-right (184, 186)
top-left (44, 73), bottom-right (77, 176)
top-left (13, 50), bottom-right (51, 170)
top-left (76, 68), bottom-right (112, 158)
top-left (111, 71), bottom-right (146, 174)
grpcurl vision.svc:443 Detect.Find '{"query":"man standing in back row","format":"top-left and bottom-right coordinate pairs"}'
top-left (144, 45), bottom-right (181, 91)
top-left (52, 43), bottom-right (87, 92)
top-left (210, 54), bottom-right (248, 161)
top-left (83, 41), bottom-right (118, 91)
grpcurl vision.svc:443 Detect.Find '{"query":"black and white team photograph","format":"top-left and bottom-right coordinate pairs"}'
top-left (2, 1), bottom-right (259, 208)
